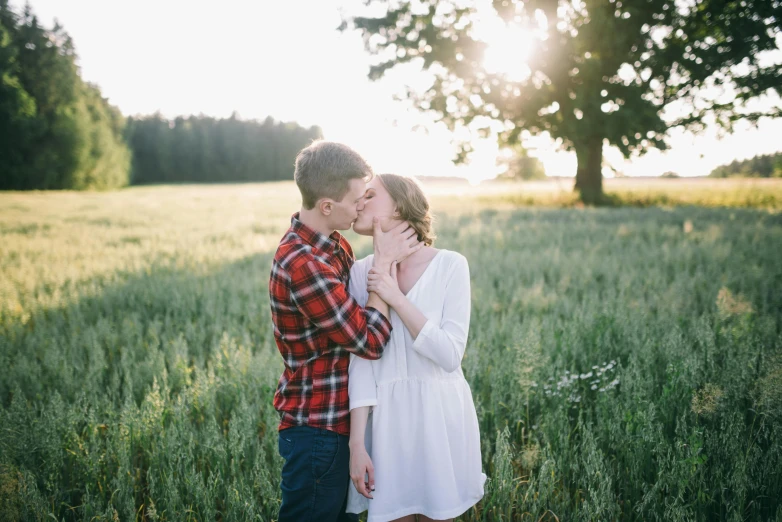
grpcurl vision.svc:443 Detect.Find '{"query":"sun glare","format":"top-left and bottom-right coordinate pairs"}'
top-left (481, 23), bottom-right (535, 82)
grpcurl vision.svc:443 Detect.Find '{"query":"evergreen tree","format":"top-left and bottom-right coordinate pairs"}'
top-left (0, 1), bottom-right (130, 190)
top-left (0, 12), bottom-right (37, 188)
top-left (710, 152), bottom-right (782, 177)
top-left (125, 114), bottom-right (322, 184)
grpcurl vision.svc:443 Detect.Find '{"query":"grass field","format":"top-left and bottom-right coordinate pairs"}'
top-left (473, 177), bottom-right (782, 209)
top-left (1, 179), bottom-right (781, 521)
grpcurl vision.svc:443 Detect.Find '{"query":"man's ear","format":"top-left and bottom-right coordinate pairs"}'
top-left (318, 199), bottom-right (333, 216)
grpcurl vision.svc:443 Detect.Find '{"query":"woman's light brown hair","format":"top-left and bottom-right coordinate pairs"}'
top-left (377, 174), bottom-right (436, 246)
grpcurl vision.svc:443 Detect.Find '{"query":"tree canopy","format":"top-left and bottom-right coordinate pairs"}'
top-left (342, 0), bottom-right (782, 202)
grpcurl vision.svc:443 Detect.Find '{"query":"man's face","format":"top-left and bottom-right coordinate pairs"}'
top-left (327, 178), bottom-right (367, 231)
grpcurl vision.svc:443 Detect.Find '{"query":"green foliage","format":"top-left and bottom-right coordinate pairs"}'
top-left (1, 183), bottom-right (781, 520)
top-left (0, 10), bottom-right (37, 188)
top-left (341, 0), bottom-right (782, 203)
top-left (125, 114), bottom-right (322, 185)
top-left (0, 2), bottom-right (130, 190)
top-left (710, 152), bottom-right (782, 178)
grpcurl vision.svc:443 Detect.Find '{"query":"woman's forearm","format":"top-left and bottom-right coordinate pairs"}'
top-left (389, 293), bottom-right (428, 340)
top-left (349, 406), bottom-right (371, 449)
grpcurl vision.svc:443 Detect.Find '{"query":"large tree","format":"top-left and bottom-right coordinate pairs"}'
top-left (342, 0), bottom-right (782, 203)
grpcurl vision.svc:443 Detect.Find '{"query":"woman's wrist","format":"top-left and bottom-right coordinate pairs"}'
top-left (372, 255), bottom-right (392, 274)
top-left (349, 439), bottom-right (366, 451)
top-left (388, 291), bottom-right (406, 309)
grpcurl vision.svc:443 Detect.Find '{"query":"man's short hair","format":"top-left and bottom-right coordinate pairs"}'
top-left (294, 141), bottom-right (373, 209)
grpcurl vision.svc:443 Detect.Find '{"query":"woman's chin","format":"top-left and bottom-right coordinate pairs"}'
top-left (352, 219), bottom-right (372, 236)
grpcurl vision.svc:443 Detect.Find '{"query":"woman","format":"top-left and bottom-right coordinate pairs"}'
top-left (345, 174), bottom-right (485, 522)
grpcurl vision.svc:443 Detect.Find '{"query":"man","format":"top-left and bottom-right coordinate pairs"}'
top-left (269, 141), bottom-right (421, 522)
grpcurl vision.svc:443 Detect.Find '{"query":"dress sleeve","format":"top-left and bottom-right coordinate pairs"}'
top-left (348, 255), bottom-right (373, 307)
top-left (348, 255), bottom-right (378, 409)
top-left (349, 353), bottom-right (378, 410)
top-left (411, 254), bottom-right (471, 373)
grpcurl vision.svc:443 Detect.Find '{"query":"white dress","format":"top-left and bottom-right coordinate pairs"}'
top-left (346, 249), bottom-right (486, 522)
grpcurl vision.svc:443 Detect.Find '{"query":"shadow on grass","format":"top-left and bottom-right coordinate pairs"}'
top-left (0, 250), bottom-right (279, 407)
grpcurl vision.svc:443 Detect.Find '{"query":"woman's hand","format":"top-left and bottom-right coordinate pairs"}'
top-left (367, 263), bottom-right (403, 307)
top-left (349, 444), bottom-right (375, 499)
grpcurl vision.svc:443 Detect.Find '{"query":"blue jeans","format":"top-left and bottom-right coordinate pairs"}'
top-left (278, 425), bottom-right (358, 522)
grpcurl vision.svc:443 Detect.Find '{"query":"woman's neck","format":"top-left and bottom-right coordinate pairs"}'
top-left (398, 245), bottom-right (433, 269)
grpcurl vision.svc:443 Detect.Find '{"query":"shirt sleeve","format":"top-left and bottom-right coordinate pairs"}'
top-left (290, 258), bottom-right (391, 360)
top-left (349, 353), bottom-right (378, 410)
top-left (411, 254), bottom-right (471, 373)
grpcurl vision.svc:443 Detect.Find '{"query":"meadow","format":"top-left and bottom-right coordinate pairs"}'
top-left (1, 179), bottom-right (781, 521)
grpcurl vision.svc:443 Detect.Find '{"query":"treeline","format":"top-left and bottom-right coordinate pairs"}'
top-left (0, 2), bottom-right (321, 190)
top-left (709, 152), bottom-right (782, 178)
top-left (126, 115), bottom-right (321, 184)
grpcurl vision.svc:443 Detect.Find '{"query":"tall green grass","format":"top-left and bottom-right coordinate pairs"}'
top-left (1, 184), bottom-right (780, 521)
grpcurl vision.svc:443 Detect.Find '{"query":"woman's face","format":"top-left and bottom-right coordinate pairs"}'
top-left (352, 177), bottom-right (400, 235)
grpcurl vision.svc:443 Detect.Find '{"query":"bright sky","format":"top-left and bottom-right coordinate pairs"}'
top-left (15, 0), bottom-right (782, 182)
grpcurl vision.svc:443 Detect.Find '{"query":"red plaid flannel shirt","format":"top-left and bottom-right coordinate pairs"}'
top-left (269, 213), bottom-right (392, 435)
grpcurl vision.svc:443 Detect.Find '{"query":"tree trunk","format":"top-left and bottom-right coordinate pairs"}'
top-left (574, 137), bottom-right (604, 205)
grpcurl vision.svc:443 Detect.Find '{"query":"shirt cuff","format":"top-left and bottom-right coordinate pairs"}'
top-left (411, 319), bottom-right (434, 353)
top-left (349, 398), bottom-right (378, 410)
top-left (365, 306), bottom-right (393, 338)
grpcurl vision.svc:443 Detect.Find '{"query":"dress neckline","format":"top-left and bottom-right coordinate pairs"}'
top-left (402, 249), bottom-right (444, 298)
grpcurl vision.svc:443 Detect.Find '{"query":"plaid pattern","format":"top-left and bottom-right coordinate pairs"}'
top-left (269, 213), bottom-right (392, 435)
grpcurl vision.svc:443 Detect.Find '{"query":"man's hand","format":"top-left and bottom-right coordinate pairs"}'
top-left (373, 218), bottom-right (423, 270)
top-left (349, 444), bottom-right (375, 499)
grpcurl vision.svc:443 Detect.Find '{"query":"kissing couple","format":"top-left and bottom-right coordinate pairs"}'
top-left (269, 141), bottom-right (486, 522)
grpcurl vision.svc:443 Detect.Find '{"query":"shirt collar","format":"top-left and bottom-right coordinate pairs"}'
top-left (290, 212), bottom-right (343, 255)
